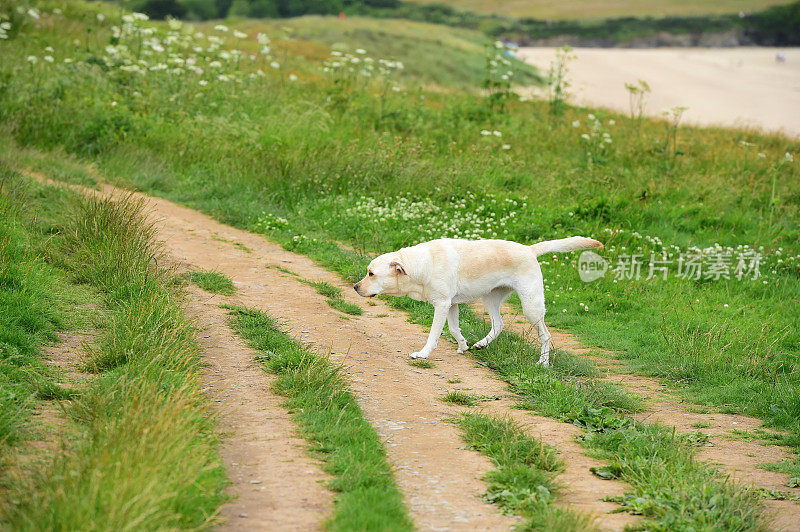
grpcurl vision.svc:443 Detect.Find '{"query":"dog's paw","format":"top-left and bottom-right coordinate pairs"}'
top-left (471, 342), bottom-right (486, 351)
top-left (457, 342), bottom-right (469, 354)
top-left (409, 351), bottom-right (429, 359)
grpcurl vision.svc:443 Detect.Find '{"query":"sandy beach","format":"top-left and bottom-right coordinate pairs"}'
top-left (518, 47), bottom-right (800, 137)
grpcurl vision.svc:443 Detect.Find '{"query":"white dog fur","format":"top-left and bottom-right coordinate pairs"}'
top-left (354, 236), bottom-right (602, 366)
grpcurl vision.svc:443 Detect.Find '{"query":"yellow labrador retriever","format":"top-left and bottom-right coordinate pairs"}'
top-left (354, 236), bottom-right (602, 366)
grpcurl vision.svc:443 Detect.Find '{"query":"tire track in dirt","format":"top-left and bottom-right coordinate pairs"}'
top-left (473, 301), bottom-right (800, 531)
top-left (68, 181), bottom-right (642, 530)
top-left (185, 288), bottom-right (334, 530)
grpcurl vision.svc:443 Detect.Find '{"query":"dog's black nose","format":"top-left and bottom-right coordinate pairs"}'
top-left (353, 284), bottom-right (359, 291)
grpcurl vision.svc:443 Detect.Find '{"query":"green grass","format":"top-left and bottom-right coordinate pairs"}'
top-left (408, 359), bottom-right (435, 368)
top-left (0, 166), bottom-right (89, 448)
top-left (0, 171), bottom-right (227, 529)
top-left (225, 305), bottom-right (412, 531)
top-left (306, 280), bottom-right (363, 316)
top-left (454, 413), bottom-right (595, 531)
top-left (184, 270), bottom-right (236, 296)
top-left (231, 15), bottom-right (540, 89)
top-left (691, 421), bottom-right (712, 429)
top-left (441, 391), bottom-right (482, 406)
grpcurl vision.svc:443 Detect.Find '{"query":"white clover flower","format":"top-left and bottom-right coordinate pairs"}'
top-left (26, 55), bottom-right (38, 63)
top-left (233, 30), bottom-right (247, 39)
top-left (355, 48), bottom-right (366, 54)
top-left (97, 13), bottom-right (105, 22)
top-left (501, 144), bottom-right (511, 150)
top-left (608, 119), bottom-right (615, 125)
top-left (572, 120), bottom-right (580, 128)
top-left (588, 113), bottom-right (595, 120)
top-left (492, 130), bottom-right (502, 137)
top-left (110, 101), bottom-right (117, 107)
top-left (198, 79), bottom-right (208, 86)
top-left (43, 55), bottom-right (53, 62)
top-left (289, 74), bottom-right (298, 81)
top-left (45, 46), bottom-right (54, 52)
top-left (214, 24), bottom-right (228, 32)
top-left (480, 130), bottom-right (491, 136)
top-left (270, 61), bottom-right (280, 69)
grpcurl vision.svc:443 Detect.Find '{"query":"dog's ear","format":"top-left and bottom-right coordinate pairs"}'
top-left (389, 259), bottom-right (406, 275)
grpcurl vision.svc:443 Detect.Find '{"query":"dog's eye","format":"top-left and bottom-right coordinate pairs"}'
top-left (368, 272), bottom-right (374, 277)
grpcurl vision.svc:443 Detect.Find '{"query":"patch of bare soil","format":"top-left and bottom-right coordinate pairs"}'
top-left (473, 301), bottom-right (800, 531)
top-left (73, 183), bottom-right (639, 530)
top-left (184, 287), bottom-right (333, 531)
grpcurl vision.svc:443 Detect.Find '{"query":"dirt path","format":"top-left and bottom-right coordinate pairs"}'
top-left (473, 300), bottom-right (800, 531)
top-left (185, 287), bottom-right (334, 530)
top-left (71, 182), bottom-right (641, 530)
top-left (518, 47), bottom-right (800, 138)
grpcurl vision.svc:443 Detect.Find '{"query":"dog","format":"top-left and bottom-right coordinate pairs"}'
top-left (354, 236), bottom-right (602, 366)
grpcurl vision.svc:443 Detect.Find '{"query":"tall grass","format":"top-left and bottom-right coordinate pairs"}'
top-left (1, 176), bottom-right (226, 529)
top-left (225, 305), bottom-right (413, 531)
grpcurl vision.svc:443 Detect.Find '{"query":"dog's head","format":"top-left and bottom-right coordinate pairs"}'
top-left (354, 252), bottom-right (408, 298)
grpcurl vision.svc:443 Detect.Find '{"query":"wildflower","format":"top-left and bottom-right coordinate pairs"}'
top-left (608, 119), bottom-right (615, 125)
top-left (480, 130), bottom-right (491, 136)
top-left (563, 309), bottom-right (567, 313)
top-left (260, 46), bottom-right (271, 55)
top-left (492, 130), bottom-right (502, 137)
top-left (27, 8), bottom-right (40, 19)
top-left (758, 153), bottom-right (766, 158)
top-left (110, 101), bottom-right (117, 107)
top-left (723, 304), bottom-right (729, 308)
top-left (288, 74), bottom-right (298, 81)
top-left (501, 144), bottom-right (511, 150)
top-left (217, 74), bottom-right (229, 82)
top-left (43, 55), bottom-right (53, 62)
top-left (588, 113), bottom-right (595, 120)
top-left (355, 48), bottom-right (366, 54)
top-left (581, 133), bottom-right (590, 141)
top-left (26, 55), bottom-right (37, 63)
top-left (198, 79), bottom-right (208, 86)
top-left (97, 13), bottom-right (105, 22)
top-left (270, 61), bottom-right (280, 69)
top-left (786, 152), bottom-right (794, 162)
top-left (572, 120), bottom-right (580, 128)
top-left (53, 8), bottom-right (62, 14)
top-left (257, 33), bottom-right (270, 45)
top-left (233, 30), bottom-right (247, 39)
top-left (214, 24), bottom-right (229, 32)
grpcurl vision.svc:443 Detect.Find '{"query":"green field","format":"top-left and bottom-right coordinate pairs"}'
top-left (1, 0), bottom-right (799, 528)
top-left (406, 0), bottom-right (795, 20)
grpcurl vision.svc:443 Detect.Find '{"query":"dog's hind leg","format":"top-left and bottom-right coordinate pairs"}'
top-left (447, 304), bottom-right (469, 354)
top-left (519, 291), bottom-right (551, 367)
top-left (472, 287), bottom-right (512, 350)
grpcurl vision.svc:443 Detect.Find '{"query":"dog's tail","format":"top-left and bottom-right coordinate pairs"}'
top-left (531, 236), bottom-right (603, 257)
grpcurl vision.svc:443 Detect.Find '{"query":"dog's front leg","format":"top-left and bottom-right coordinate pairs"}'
top-left (410, 303), bottom-right (450, 359)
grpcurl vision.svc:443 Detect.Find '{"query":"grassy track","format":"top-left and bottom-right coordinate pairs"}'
top-left (1, 1), bottom-right (798, 527)
top-left (0, 169), bottom-right (226, 529)
top-left (455, 413), bottom-right (595, 531)
top-left (225, 305), bottom-right (413, 531)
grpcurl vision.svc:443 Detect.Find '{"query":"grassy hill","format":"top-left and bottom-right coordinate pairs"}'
top-left (406, 0), bottom-right (796, 20)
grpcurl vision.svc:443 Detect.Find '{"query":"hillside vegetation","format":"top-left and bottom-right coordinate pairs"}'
top-left (407, 0), bottom-right (796, 20)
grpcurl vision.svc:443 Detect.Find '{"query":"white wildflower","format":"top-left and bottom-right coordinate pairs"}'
top-left (786, 152), bottom-right (794, 162)
top-left (355, 48), bottom-right (366, 54)
top-left (214, 24), bottom-right (228, 32)
top-left (26, 55), bottom-right (37, 63)
top-left (97, 13), bottom-right (105, 22)
top-left (492, 130), bottom-right (502, 137)
top-left (501, 144), bottom-right (511, 150)
top-left (288, 74), bottom-right (298, 81)
top-left (43, 55), bottom-right (53, 62)
top-left (233, 30), bottom-right (247, 39)
top-left (480, 130), bottom-right (491, 136)
top-left (270, 61), bottom-right (280, 69)
top-left (572, 120), bottom-right (580, 128)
